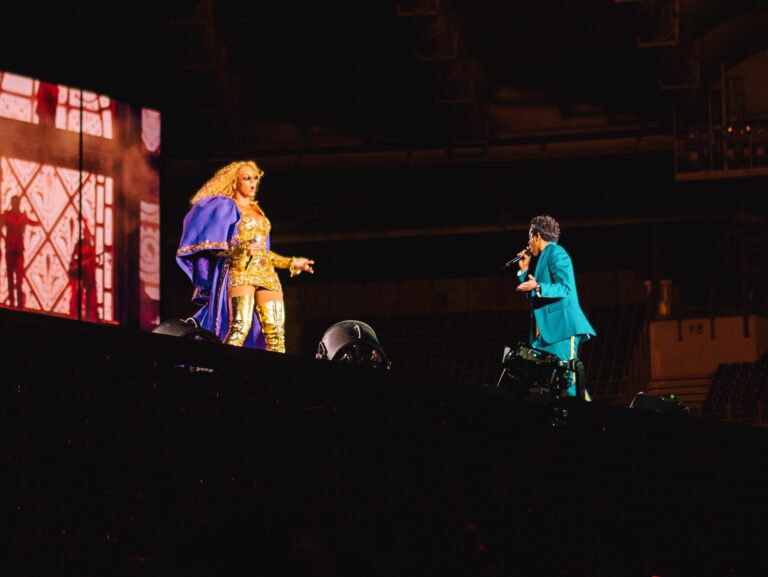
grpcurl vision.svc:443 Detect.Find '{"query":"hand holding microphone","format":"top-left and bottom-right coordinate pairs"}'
top-left (246, 241), bottom-right (258, 268)
top-left (503, 248), bottom-right (532, 270)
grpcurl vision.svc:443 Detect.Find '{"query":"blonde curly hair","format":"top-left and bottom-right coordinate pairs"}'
top-left (189, 160), bottom-right (265, 206)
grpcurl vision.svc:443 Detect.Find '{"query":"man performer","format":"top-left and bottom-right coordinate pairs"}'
top-left (516, 215), bottom-right (596, 398)
top-left (1, 196), bottom-right (41, 309)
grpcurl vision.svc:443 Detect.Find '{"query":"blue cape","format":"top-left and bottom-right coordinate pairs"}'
top-left (176, 195), bottom-right (265, 349)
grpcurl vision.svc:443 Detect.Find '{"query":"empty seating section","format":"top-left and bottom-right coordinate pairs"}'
top-left (704, 355), bottom-right (768, 423)
top-left (579, 304), bottom-right (645, 400)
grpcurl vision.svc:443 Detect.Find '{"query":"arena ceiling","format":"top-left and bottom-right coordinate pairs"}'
top-left (3, 0), bottom-right (767, 163)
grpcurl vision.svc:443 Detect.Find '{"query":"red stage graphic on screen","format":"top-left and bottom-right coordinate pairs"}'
top-left (0, 70), bottom-right (160, 329)
top-left (0, 159), bottom-right (115, 320)
top-left (0, 72), bottom-right (113, 138)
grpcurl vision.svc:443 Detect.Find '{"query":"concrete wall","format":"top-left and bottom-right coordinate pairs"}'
top-left (646, 315), bottom-right (768, 412)
top-left (649, 315), bottom-right (768, 380)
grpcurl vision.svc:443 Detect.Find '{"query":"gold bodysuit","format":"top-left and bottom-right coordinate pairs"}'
top-left (226, 207), bottom-right (295, 292)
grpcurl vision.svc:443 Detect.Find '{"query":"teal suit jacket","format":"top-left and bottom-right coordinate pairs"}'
top-left (518, 243), bottom-right (596, 345)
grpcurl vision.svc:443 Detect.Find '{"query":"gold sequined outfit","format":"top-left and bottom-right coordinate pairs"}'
top-left (226, 208), bottom-right (294, 292)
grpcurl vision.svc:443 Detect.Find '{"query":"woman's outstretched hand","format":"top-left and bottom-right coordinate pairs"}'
top-left (292, 257), bottom-right (315, 274)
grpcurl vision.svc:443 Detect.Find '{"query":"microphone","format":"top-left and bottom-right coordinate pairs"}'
top-left (502, 249), bottom-right (531, 269)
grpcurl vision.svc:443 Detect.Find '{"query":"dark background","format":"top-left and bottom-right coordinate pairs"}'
top-left (5, 4), bottom-right (768, 574)
top-left (2, 0), bottom-right (767, 320)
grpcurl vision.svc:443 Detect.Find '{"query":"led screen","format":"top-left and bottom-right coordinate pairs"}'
top-left (0, 71), bottom-right (160, 329)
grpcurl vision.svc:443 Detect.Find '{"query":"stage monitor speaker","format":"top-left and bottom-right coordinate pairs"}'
top-left (152, 318), bottom-right (220, 343)
top-left (630, 392), bottom-right (689, 415)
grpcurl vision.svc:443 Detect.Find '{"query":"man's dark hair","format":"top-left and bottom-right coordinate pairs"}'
top-left (530, 215), bottom-right (560, 242)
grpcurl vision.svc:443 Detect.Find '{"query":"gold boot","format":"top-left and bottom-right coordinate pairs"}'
top-left (224, 294), bottom-right (255, 346)
top-left (256, 300), bottom-right (286, 353)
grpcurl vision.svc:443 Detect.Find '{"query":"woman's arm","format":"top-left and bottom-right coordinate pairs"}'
top-left (270, 251), bottom-right (314, 276)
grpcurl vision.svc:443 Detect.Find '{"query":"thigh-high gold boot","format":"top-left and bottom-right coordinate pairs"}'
top-left (224, 294), bottom-right (255, 346)
top-left (256, 300), bottom-right (286, 353)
